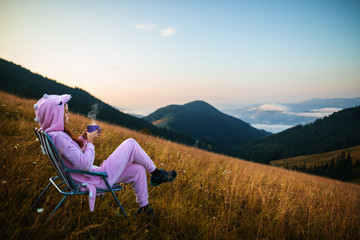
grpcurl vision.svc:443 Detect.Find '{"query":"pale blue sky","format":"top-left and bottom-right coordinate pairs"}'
top-left (1, 0), bottom-right (359, 114)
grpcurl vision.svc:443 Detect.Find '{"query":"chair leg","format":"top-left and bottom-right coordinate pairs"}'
top-left (109, 190), bottom-right (127, 217)
top-left (104, 180), bottom-right (127, 217)
top-left (32, 182), bottom-right (52, 210)
top-left (45, 195), bottom-right (68, 223)
top-left (100, 195), bottom-right (121, 217)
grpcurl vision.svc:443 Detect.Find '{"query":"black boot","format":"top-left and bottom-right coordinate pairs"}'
top-left (150, 169), bottom-right (177, 186)
top-left (135, 205), bottom-right (154, 217)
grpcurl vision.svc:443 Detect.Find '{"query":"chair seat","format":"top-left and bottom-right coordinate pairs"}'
top-left (49, 176), bottom-right (123, 195)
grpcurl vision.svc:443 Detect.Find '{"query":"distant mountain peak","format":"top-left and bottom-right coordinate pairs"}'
top-left (183, 100), bottom-right (221, 115)
top-left (185, 100), bottom-right (208, 105)
top-left (184, 100), bottom-right (212, 108)
top-left (144, 100), bottom-right (270, 155)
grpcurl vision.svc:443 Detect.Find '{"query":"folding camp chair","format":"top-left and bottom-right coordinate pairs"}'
top-left (32, 128), bottom-right (127, 222)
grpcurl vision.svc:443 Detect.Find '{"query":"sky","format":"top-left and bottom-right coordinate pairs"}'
top-left (1, 0), bottom-right (360, 115)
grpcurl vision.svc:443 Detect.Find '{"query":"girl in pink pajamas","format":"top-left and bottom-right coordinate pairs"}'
top-left (34, 94), bottom-right (177, 215)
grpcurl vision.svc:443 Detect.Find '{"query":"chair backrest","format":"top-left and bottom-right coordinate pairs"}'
top-left (34, 128), bottom-right (77, 189)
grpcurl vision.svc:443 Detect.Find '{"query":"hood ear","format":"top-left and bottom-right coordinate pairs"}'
top-left (56, 94), bottom-right (71, 106)
top-left (56, 99), bottom-right (63, 106)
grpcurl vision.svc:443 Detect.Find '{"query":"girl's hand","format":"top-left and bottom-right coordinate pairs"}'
top-left (87, 130), bottom-right (100, 144)
top-left (81, 130), bottom-right (88, 140)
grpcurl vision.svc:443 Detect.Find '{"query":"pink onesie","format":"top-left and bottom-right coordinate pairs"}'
top-left (34, 94), bottom-right (156, 210)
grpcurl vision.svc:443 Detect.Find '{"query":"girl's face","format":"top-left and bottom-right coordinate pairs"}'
top-left (64, 104), bottom-right (70, 125)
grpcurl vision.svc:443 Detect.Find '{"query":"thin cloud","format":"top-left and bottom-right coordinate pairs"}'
top-left (160, 27), bottom-right (176, 36)
top-left (134, 24), bottom-right (157, 31)
top-left (257, 104), bottom-right (287, 112)
top-left (294, 108), bottom-right (341, 118)
top-left (243, 104), bottom-right (341, 119)
top-left (311, 107), bottom-right (342, 113)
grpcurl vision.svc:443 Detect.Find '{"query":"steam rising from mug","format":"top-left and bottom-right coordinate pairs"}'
top-left (87, 103), bottom-right (99, 124)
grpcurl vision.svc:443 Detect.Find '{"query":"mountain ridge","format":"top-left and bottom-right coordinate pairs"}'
top-left (0, 58), bottom-right (218, 152)
top-left (144, 100), bottom-right (271, 154)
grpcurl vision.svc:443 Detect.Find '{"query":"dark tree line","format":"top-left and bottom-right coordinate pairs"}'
top-left (287, 152), bottom-right (360, 181)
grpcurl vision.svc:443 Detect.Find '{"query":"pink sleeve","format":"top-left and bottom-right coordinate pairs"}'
top-left (54, 133), bottom-right (95, 171)
top-left (78, 135), bottom-right (88, 151)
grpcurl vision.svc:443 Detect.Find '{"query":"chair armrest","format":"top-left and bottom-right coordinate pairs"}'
top-left (66, 168), bottom-right (108, 177)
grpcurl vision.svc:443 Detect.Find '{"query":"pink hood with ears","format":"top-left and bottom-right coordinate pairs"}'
top-left (34, 94), bottom-right (72, 132)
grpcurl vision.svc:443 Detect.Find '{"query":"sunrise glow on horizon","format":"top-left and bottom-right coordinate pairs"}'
top-left (1, 0), bottom-right (359, 113)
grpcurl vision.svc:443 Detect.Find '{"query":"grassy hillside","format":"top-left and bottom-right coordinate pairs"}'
top-left (1, 91), bottom-right (360, 240)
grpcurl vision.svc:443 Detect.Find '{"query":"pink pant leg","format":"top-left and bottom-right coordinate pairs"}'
top-left (98, 138), bottom-right (156, 207)
top-left (100, 138), bottom-right (156, 185)
top-left (116, 163), bottom-right (149, 207)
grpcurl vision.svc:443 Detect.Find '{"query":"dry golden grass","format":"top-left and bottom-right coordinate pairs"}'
top-left (1, 90), bottom-right (360, 240)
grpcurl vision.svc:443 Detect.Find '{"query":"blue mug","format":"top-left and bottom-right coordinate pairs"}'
top-left (87, 124), bottom-right (102, 133)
